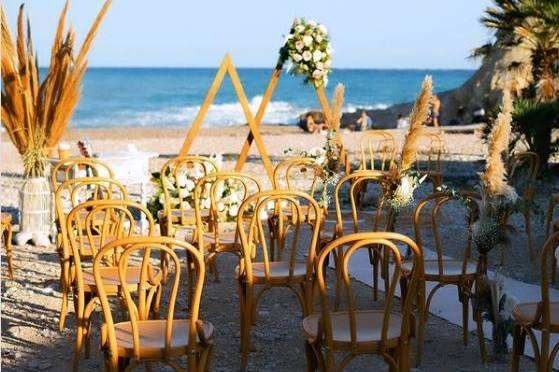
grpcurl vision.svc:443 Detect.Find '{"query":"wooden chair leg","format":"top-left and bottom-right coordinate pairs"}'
top-left (524, 209), bottom-right (535, 261)
top-left (59, 257), bottom-right (71, 331)
top-left (304, 340), bottom-right (318, 372)
top-left (3, 224), bottom-right (14, 280)
top-left (544, 198), bottom-right (556, 239)
top-left (399, 341), bottom-right (412, 372)
top-left (415, 280), bottom-right (426, 367)
top-left (511, 324), bottom-right (525, 372)
top-left (474, 304), bottom-right (487, 363)
top-left (239, 282), bottom-right (253, 372)
top-left (459, 285), bottom-right (470, 345)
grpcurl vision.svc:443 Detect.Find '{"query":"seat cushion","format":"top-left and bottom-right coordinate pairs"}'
top-left (513, 302), bottom-right (559, 328)
top-left (403, 259), bottom-right (477, 279)
top-left (303, 310), bottom-right (402, 346)
top-left (109, 319), bottom-right (214, 358)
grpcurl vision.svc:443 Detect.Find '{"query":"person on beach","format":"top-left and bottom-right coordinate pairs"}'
top-left (430, 95), bottom-right (441, 126)
top-left (300, 112), bottom-right (328, 133)
top-left (355, 110), bottom-right (373, 131)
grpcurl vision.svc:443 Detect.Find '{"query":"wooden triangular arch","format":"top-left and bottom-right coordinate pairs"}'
top-left (234, 63), bottom-right (350, 174)
top-left (179, 54), bottom-right (275, 181)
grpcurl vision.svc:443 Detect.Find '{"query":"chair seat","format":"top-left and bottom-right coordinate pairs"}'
top-left (106, 319), bottom-right (214, 359)
top-left (512, 302), bottom-right (559, 330)
top-left (303, 310), bottom-right (402, 349)
top-left (403, 259), bottom-right (477, 279)
top-left (82, 266), bottom-right (161, 293)
top-left (238, 261), bottom-right (308, 284)
top-left (200, 230), bottom-right (238, 245)
top-left (77, 235), bottom-right (116, 257)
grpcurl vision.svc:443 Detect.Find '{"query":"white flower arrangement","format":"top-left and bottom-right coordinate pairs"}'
top-left (278, 18), bottom-right (333, 88)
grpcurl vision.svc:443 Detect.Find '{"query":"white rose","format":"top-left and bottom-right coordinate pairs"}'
top-left (185, 179), bottom-right (196, 191)
top-left (229, 204), bottom-right (239, 217)
top-left (201, 198), bottom-right (211, 209)
top-left (312, 69), bottom-right (323, 79)
top-left (295, 24), bottom-right (305, 33)
top-left (312, 50), bottom-right (323, 62)
top-left (316, 62), bottom-right (324, 70)
top-left (293, 54), bottom-right (303, 62)
top-left (302, 35), bottom-right (313, 47)
top-left (315, 34), bottom-right (323, 43)
top-left (179, 188), bottom-right (190, 198)
top-left (176, 174), bottom-right (187, 188)
top-left (302, 51), bottom-right (312, 61)
top-left (295, 40), bottom-right (304, 52)
top-left (308, 20), bottom-right (316, 27)
top-left (217, 202), bottom-right (225, 212)
top-left (318, 25), bottom-right (328, 35)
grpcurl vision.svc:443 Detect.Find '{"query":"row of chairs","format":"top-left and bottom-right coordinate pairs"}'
top-left (47, 144), bottom-right (554, 371)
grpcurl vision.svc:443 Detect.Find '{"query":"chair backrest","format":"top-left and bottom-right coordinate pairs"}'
top-left (94, 237), bottom-right (206, 367)
top-left (51, 157), bottom-right (114, 191)
top-left (315, 232), bottom-right (421, 350)
top-left (413, 191), bottom-right (480, 278)
top-left (414, 130), bottom-right (444, 173)
top-left (541, 231), bottom-right (559, 331)
top-left (237, 190), bottom-right (322, 283)
top-left (332, 170), bottom-right (393, 238)
top-left (66, 199), bottom-right (155, 263)
top-left (159, 156), bottom-right (218, 227)
top-left (273, 157), bottom-right (323, 197)
top-left (55, 177), bottom-right (128, 257)
top-left (193, 171), bottom-right (262, 252)
top-left (508, 151), bottom-right (540, 202)
top-left (359, 131), bottom-right (396, 171)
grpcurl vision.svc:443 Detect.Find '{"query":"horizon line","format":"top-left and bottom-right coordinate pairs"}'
top-left (37, 65), bottom-right (477, 71)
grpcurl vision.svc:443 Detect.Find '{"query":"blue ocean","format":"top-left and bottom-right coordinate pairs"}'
top-left (66, 68), bottom-right (473, 128)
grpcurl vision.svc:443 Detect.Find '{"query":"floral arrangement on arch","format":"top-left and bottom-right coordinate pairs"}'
top-left (284, 84), bottom-right (344, 208)
top-left (278, 18), bottom-right (333, 88)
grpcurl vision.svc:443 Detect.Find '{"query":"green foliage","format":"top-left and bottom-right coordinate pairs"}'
top-left (511, 99), bottom-right (559, 166)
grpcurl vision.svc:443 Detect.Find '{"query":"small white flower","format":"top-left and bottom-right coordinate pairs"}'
top-left (179, 188), bottom-right (190, 198)
top-left (312, 69), bottom-right (323, 79)
top-left (316, 62), bottom-right (324, 70)
top-left (292, 53), bottom-right (303, 62)
top-left (201, 198), bottom-right (211, 209)
top-left (295, 40), bottom-right (304, 51)
top-left (295, 24), bottom-right (305, 33)
top-left (176, 174), bottom-right (187, 188)
top-left (229, 204), bottom-right (239, 217)
top-left (185, 179), bottom-right (196, 192)
top-left (315, 34), bottom-right (323, 43)
top-left (170, 197), bottom-right (181, 207)
top-left (303, 35), bottom-right (313, 47)
top-left (217, 201), bottom-right (225, 212)
top-left (318, 25), bottom-right (328, 35)
top-left (312, 50), bottom-right (323, 62)
top-left (302, 51), bottom-right (312, 61)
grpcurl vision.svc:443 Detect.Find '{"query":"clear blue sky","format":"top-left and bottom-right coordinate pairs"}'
top-left (4, 0), bottom-right (494, 69)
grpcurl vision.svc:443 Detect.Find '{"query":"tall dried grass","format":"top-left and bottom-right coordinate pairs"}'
top-left (330, 83), bottom-right (344, 131)
top-left (481, 90), bottom-right (514, 198)
top-left (1, 1), bottom-right (111, 177)
top-left (399, 76), bottom-right (433, 173)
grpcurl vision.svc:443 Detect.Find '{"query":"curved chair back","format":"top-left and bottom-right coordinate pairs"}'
top-left (193, 172), bottom-right (262, 254)
top-left (55, 177), bottom-right (128, 257)
top-left (540, 231), bottom-right (559, 369)
top-left (51, 157), bottom-right (114, 191)
top-left (159, 156), bottom-right (218, 228)
top-left (237, 190), bottom-right (322, 283)
top-left (359, 131), bottom-right (396, 172)
top-left (332, 170), bottom-right (393, 239)
top-left (415, 130), bottom-right (444, 174)
top-left (413, 191), bottom-right (480, 279)
top-left (316, 232), bottom-right (421, 352)
top-left (508, 151), bottom-right (540, 202)
top-left (273, 157), bottom-right (323, 197)
top-left (94, 237), bottom-right (206, 369)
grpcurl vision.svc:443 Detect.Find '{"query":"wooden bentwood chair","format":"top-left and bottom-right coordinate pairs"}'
top-left (193, 171), bottom-right (262, 281)
top-left (507, 151), bottom-right (540, 261)
top-left (95, 237), bottom-right (214, 371)
top-left (358, 130), bottom-right (396, 172)
top-left (54, 177), bottom-right (128, 331)
top-left (303, 232), bottom-right (421, 372)
top-left (402, 191), bottom-right (485, 365)
top-left (414, 130), bottom-right (445, 191)
top-left (159, 156), bottom-right (218, 238)
top-left (545, 194), bottom-right (559, 240)
top-left (236, 190), bottom-right (323, 370)
top-left (511, 231), bottom-right (559, 372)
top-left (1, 212), bottom-right (14, 280)
top-left (66, 200), bottom-right (158, 370)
